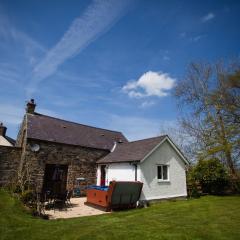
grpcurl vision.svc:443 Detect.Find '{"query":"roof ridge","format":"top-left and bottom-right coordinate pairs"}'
top-left (127, 135), bottom-right (167, 144)
top-left (30, 112), bottom-right (125, 135)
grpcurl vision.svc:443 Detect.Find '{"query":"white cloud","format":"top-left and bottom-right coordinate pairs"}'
top-left (201, 12), bottom-right (215, 22)
top-left (27, 0), bottom-right (131, 96)
top-left (122, 71), bottom-right (175, 98)
top-left (140, 100), bottom-right (155, 108)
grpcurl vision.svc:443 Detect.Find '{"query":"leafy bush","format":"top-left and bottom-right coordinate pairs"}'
top-left (229, 178), bottom-right (240, 194)
top-left (187, 182), bottom-right (201, 198)
top-left (188, 158), bottom-right (229, 195)
top-left (187, 166), bottom-right (201, 198)
top-left (20, 190), bottom-right (36, 205)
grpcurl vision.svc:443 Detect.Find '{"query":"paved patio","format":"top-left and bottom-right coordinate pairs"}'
top-left (44, 197), bottom-right (109, 219)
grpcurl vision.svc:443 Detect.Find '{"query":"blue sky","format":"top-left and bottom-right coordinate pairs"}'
top-left (0, 0), bottom-right (239, 140)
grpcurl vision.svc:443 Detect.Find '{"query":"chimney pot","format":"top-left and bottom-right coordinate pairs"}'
top-left (26, 99), bottom-right (36, 114)
top-left (0, 122), bottom-right (7, 137)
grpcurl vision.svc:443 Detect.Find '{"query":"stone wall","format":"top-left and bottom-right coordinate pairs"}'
top-left (22, 139), bottom-right (109, 194)
top-left (0, 146), bottom-right (22, 186)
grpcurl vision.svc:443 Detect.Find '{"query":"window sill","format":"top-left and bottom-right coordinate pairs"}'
top-left (157, 180), bottom-right (170, 183)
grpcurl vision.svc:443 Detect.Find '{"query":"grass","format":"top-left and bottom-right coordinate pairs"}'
top-left (0, 190), bottom-right (240, 240)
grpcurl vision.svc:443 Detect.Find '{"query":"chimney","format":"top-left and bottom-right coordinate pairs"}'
top-left (0, 122), bottom-right (7, 137)
top-left (26, 99), bottom-right (36, 114)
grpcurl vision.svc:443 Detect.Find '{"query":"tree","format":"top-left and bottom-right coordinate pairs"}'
top-left (175, 60), bottom-right (240, 177)
top-left (213, 69), bottom-right (240, 125)
top-left (159, 122), bottom-right (197, 163)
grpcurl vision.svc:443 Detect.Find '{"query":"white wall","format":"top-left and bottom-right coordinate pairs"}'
top-left (0, 136), bottom-right (13, 146)
top-left (96, 165), bottom-right (101, 185)
top-left (139, 140), bottom-right (187, 200)
top-left (97, 163), bottom-right (141, 186)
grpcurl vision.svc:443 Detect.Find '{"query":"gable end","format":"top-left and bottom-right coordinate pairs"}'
top-left (140, 136), bottom-right (189, 165)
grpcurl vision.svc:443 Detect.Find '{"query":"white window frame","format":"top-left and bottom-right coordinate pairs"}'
top-left (157, 164), bottom-right (170, 182)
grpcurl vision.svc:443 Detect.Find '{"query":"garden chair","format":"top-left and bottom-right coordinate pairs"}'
top-left (66, 190), bottom-right (73, 207)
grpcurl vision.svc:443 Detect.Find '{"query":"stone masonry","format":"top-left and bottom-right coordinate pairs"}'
top-left (15, 113), bottom-right (109, 193)
top-left (0, 146), bottom-right (22, 186)
top-left (22, 139), bottom-right (108, 193)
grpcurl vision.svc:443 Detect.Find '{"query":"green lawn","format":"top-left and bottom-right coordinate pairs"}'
top-left (0, 190), bottom-right (239, 240)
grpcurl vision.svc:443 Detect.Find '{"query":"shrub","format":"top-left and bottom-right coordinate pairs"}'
top-left (20, 190), bottom-right (36, 205)
top-left (229, 178), bottom-right (240, 194)
top-left (187, 182), bottom-right (201, 198)
top-left (188, 158), bottom-right (229, 195)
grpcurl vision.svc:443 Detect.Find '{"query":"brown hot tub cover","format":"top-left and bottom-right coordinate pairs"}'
top-left (86, 181), bottom-right (143, 211)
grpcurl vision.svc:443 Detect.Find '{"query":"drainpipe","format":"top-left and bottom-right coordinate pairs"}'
top-left (132, 163), bottom-right (138, 181)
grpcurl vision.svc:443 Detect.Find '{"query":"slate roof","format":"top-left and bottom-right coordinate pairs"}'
top-left (5, 136), bottom-right (16, 145)
top-left (26, 113), bottom-right (128, 151)
top-left (97, 135), bottom-right (167, 163)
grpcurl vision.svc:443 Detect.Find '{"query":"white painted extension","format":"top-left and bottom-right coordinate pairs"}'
top-left (97, 136), bottom-right (188, 201)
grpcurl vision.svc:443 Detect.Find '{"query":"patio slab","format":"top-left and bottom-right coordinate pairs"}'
top-left (44, 197), bottom-right (109, 219)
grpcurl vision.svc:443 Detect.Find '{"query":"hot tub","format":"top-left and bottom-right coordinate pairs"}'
top-left (88, 185), bottom-right (109, 191)
top-left (86, 185), bottom-right (109, 208)
top-left (86, 181), bottom-right (143, 211)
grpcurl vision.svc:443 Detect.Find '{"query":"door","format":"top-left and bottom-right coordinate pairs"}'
top-left (100, 165), bottom-right (106, 186)
top-left (42, 164), bottom-right (68, 195)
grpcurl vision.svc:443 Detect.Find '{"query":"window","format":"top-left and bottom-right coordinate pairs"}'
top-left (157, 165), bottom-right (169, 181)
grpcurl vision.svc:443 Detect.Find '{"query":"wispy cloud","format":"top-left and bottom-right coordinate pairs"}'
top-left (190, 34), bottom-right (206, 42)
top-left (0, 10), bottom-right (46, 95)
top-left (0, 104), bottom-right (23, 125)
top-left (37, 108), bottom-right (61, 118)
top-left (27, 0), bottom-right (132, 96)
top-left (56, 70), bottom-right (102, 88)
top-left (163, 55), bottom-right (170, 61)
top-left (108, 114), bottom-right (176, 141)
top-left (140, 100), bottom-right (155, 108)
top-left (201, 12), bottom-right (215, 22)
top-left (108, 115), bottom-right (161, 141)
top-left (179, 32), bottom-right (186, 38)
top-left (122, 71), bottom-right (175, 98)
top-left (160, 49), bottom-right (170, 61)
top-left (0, 103), bottom-right (60, 126)
top-left (0, 11), bottom-right (46, 63)
top-left (0, 64), bottom-right (21, 85)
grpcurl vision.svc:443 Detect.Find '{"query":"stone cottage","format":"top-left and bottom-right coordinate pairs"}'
top-left (14, 99), bottom-right (127, 194)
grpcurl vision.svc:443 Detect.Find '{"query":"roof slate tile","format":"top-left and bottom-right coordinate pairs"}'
top-left (97, 135), bottom-right (166, 163)
top-left (27, 113), bottom-right (128, 151)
